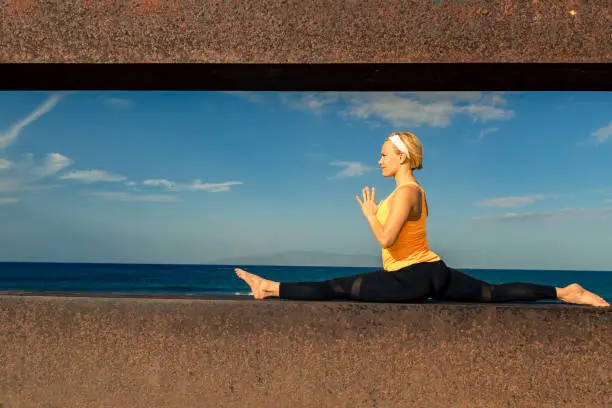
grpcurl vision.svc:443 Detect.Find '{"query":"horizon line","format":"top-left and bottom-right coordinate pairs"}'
top-left (0, 260), bottom-right (611, 273)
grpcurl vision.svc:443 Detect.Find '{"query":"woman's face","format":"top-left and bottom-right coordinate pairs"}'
top-left (378, 141), bottom-right (402, 178)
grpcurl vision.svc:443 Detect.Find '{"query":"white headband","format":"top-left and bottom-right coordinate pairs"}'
top-left (389, 135), bottom-right (410, 159)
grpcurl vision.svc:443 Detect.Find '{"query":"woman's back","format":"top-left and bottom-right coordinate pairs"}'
top-left (376, 182), bottom-right (440, 271)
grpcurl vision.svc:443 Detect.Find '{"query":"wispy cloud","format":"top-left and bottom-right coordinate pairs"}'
top-left (224, 91), bottom-right (265, 104)
top-left (556, 95), bottom-right (575, 110)
top-left (185, 180), bottom-right (243, 192)
top-left (592, 122), bottom-right (612, 145)
top-left (0, 180), bottom-right (63, 194)
top-left (471, 206), bottom-right (612, 223)
top-left (306, 152), bottom-right (328, 161)
top-left (280, 92), bottom-right (340, 115)
top-left (328, 161), bottom-right (377, 180)
top-left (0, 197), bottom-right (19, 205)
top-left (402, 92), bottom-right (511, 106)
top-left (143, 179), bottom-right (175, 188)
top-left (0, 94), bottom-right (64, 151)
top-left (0, 179), bottom-right (20, 193)
top-left (33, 153), bottom-right (72, 178)
top-left (86, 192), bottom-right (178, 202)
top-left (476, 194), bottom-right (567, 208)
top-left (60, 170), bottom-right (127, 183)
top-left (0, 153), bottom-right (71, 193)
top-left (477, 127), bottom-right (500, 141)
top-left (0, 158), bottom-right (12, 170)
top-left (103, 97), bottom-right (133, 108)
top-left (143, 179), bottom-right (244, 193)
top-left (589, 186), bottom-right (612, 196)
top-left (0, 94), bottom-right (68, 201)
top-left (280, 92), bottom-right (515, 127)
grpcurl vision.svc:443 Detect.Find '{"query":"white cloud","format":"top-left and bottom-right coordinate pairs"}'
top-left (0, 197), bottom-right (19, 205)
top-left (125, 181), bottom-right (137, 186)
top-left (476, 194), bottom-right (567, 208)
top-left (556, 95), bottom-right (575, 111)
top-left (0, 158), bottom-right (12, 170)
top-left (306, 152), bottom-right (328, 161)
top-left (103, 97), bottom-right (133, 108)
top-left (461, 105), bottom-right (512, 122)
top-left (471, 206), bottom-right (612, 223)
top-left (33, 153), bottom-right (72, 178)
top-left (280, 92), bottom-right (340, 115)
top-left (143, 179), bottom-right (243, 193)
top-left (328, 161), bottom-right (377, 180)
top-left (183, 180), bottom-right (243, 192)
top-left (0, 94), bottom-right (64, 151)
top-left (0, 153), bottom-right (72, 194)
top-left (477, 127), bottom-right (499, 141)
top-left (0, 95), bottom-right (71, 199)
top-left (403, 92), bottom-right (512, 107)
top-left (344, 93), bottom-right (456, 127)
top-left (0, 179), bottom-right (62, 194)
top-left (86, 191), bottom-right (178, 202)
top-left (589, 186), bottom-right (612, 196)
top-left (0, 179), bottom-right (19, 193)
top-left (592, 122), bottom-right (612, 145)
top-left (143, 179), bottom-right (176, 188)
top-left (60, 170), bottom-right (127, 183)
top-left (280, 92), bottom-right (515, 128)
top-left (224, 91), bottom-right (264, 104)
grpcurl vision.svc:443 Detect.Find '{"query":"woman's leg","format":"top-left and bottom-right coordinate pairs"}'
top-left (235, 267), bottom-right (424, 302)
top-left (278, 273), bottom-right (366, 300)
top-left (236, 267), bottom-right (376, 300)
top-left (437, 264), bottom-right (610, 307)
top-left (236, 261), bottom-right (455, 302)
top-left (236, 264), bottom-right (609, 306)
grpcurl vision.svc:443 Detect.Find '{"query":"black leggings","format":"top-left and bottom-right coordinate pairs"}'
top-left (278, 260), bottom-right (557, 303)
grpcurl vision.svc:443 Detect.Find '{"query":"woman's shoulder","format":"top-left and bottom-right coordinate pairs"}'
top-left (399, 181), bottom-right (422, 189)
top-left (394, 182), bottom-right (423, 195)
top-left (388, 183), bottom-right (421, 205)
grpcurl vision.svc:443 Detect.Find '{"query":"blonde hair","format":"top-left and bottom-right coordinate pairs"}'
top-left (386, 131), bottom-right (423, 170)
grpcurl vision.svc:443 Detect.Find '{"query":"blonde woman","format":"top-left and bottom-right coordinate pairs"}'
top-left (236, 132), bottom-right (609, 307)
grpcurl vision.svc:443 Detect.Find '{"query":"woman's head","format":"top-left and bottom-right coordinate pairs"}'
top-left (378, 131), bottom-right (423, 177)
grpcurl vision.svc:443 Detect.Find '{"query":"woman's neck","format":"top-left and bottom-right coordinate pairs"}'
top-left (394, 166), bottom-right (417, 187)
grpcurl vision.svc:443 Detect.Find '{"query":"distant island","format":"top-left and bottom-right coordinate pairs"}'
top-left (211, 251), bottom-right (382, 268)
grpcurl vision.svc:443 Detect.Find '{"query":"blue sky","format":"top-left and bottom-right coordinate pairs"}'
top-left (0, 91), bottom-right (611, 270)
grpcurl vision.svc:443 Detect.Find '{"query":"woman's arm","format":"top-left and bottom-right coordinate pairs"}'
top-left (362, 186), bottom-right (421, 249)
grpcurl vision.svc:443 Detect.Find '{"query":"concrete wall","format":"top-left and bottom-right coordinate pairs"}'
top-left (0, 294), bottom-right (610, 408)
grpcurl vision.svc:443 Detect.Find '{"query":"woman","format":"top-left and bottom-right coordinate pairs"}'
top-left (236, 131), bottom-right (609, 307)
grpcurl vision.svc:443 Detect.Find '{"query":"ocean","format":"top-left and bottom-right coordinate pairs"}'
top-left (1, 262), bottom-right (611, 302)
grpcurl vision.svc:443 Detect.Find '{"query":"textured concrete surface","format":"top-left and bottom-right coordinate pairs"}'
top-left (0, 0), bottom-right (609, 62)
top-left (0, 294), bottom-right (610, 408)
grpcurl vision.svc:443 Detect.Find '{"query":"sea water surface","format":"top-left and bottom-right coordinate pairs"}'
top-left (1, 262), bottom-right (611, 302)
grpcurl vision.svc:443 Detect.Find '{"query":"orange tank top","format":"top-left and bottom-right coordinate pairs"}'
top-left (375, 182), bottom-right (440, 271)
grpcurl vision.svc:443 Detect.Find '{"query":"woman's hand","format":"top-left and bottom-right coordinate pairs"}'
top-left (356, 186), bottom-right (378, 218)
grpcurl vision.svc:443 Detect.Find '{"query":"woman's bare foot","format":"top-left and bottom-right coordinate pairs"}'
top-left (557, 283), bottom-right (610, 307)
top-left (235, 268), bottom-right (280, 299)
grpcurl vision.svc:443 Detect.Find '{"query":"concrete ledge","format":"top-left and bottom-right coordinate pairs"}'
top-left (0, 293), bottom-right (610, 408)
top-left (0, 0), bottom-right (609, 62)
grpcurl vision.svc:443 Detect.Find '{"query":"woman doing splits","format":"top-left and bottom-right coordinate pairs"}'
top-left (236, 131), bottom-right (609, 307)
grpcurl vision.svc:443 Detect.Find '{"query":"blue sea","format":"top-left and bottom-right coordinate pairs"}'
top-left (1, 262), bottom-right (611, 302)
